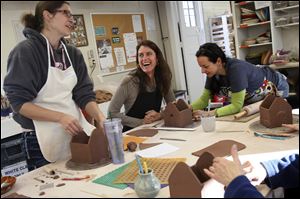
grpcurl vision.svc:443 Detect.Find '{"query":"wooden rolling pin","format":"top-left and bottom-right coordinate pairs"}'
top-left (234, 100), bottom-right (263, 119)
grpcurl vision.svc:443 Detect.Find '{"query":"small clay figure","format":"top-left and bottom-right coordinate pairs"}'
top-left (39, 191), bottom-right (45, 196)
top-left (127, 142), bottom-right (137, 152)
top-left (52, 175), bottom-right (60, 179)
top-left (56, 183), bottom-right (66, 187)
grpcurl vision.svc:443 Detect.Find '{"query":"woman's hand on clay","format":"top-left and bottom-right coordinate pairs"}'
top-left (58, 114), bottom-right (83, 136)
top-left (144, 110), bottom-right (161, 124)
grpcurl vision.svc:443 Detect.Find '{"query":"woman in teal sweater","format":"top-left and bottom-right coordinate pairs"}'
top-left (191, 43), bottom-right (289, 117)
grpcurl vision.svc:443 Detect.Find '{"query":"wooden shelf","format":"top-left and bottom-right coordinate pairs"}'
top-left (273, 5), bottom-right (299, 12)
top-left (239, 21), bottom-right (270, 29)
top-left (212, 30), bottom-right (224, 34)
top-left (275, 22), bottom-right (299, 28)
top-left (235, 1), bottom-right (254, 6)
top-left (269, 62), bottom-right (299, 69)
top-left (240, 42), bottom-right (272, 48)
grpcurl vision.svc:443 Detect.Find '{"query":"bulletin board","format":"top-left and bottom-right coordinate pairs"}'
top-left (91, 14), bottom-right (147, 73)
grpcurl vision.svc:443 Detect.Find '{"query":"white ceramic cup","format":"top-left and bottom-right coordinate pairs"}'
top-left (201, 115), bottom-right (216, 132)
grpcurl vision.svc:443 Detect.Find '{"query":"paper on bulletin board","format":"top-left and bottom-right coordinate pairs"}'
top-left (132, 15), bottom-right (143, 33)
top-left (123, 33), bottom-right (138, 63)
top-left (99, 54), bottom-right (114, 69)
top-left (95, 26), bottom-right (106, 36)
top-left (114, 47), bottom-right (127, 66)
top-left (97, 39), bottom-right (114, 69)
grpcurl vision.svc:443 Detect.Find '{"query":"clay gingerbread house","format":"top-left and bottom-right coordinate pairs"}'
top-left (168, 140), bottom-right (246, 198)
top-left (168, 152), bottom-right (212, 198)
top-left (260, 94), bottom-right (293, 128)
top-left (163, 99), bottom-right (193, 128)
top-left (70, 127), bottom-right (110, 164)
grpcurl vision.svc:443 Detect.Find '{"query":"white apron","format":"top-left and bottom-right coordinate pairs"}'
top-left (32, 35), bottom-right (95, 162)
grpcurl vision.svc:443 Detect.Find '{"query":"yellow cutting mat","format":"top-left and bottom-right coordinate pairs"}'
top-left (114, 158), bottom-right (186, 184)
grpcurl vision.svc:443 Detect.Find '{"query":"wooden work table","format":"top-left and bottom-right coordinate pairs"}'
top-left (2, 115), bottom-right (299, 198)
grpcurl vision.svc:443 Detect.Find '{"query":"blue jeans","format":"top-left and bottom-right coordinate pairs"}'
top-left (276, 71), bottom-right (289, 98)
top-left (22, 131), bottom-right (49, 171)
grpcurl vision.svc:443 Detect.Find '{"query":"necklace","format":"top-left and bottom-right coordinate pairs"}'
top-left (49, 45), bottom-right (67, 70)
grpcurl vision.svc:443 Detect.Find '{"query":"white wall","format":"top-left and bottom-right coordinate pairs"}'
top-left (1, 1), bottom-right (164, 91)
top-left (202, 1), bottom-right (231, 42)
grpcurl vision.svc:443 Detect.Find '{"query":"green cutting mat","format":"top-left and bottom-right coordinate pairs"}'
top-left (92, 163), bottom-right (131, 189)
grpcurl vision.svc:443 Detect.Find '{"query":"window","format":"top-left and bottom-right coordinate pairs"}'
top-left (182, 1), bottom-right (196, 27)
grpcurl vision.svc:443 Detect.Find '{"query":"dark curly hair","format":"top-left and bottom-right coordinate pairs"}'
top-left (195, 42), bottom-right (227, 64)
top-left (131, 40), bottom-right (172, 97)
top-left (21, 1), bottom-right (69, 32)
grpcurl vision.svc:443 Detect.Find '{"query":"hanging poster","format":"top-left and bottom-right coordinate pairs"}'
top-left (114, 47), bottom-right (127, 66)
top-left (65, 15), bottom-right (88, 47)
top-left (123, 33), bottom-right (138, 63)
top-left (96, 39), bottom-right (114, 69)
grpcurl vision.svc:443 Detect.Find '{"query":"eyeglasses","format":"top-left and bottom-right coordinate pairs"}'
top-left (55, 9), bottom-right (73, 18)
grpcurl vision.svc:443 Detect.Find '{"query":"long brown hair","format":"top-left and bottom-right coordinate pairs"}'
top-left (132, 40), bottom-right (172, 96)
top-left (21, 1), bottom-right (69, 32)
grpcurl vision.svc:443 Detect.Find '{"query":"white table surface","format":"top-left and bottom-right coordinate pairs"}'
top-left (2, 116), bottom-right (299, 198)
top-left (1, 117), bottom-right (23, 139)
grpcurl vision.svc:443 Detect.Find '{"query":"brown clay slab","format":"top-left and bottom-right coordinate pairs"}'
top-left (126, 128), bottom-right (158, 137)
top-left (192, 140), bottom-right (246, 158)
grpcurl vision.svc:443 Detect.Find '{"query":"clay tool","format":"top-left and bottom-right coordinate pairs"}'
top-left (207, 99), bottom-right (211, 112)
top-left (234, 101), bottom-right (262, 119)
top-left (61, 175), bottom-right (90, 181)
top-left (33, 177), bottom-right (45, 183)
top-left (135, 154), bottom-right (143, 174)
top-left (255, 132), bottom-right (294, 137)
top-left (143, 161), bottom-right (148, 174)
top-left (254, 132), bottom-right (289, 140)
top-left (160, 138), bottom-right (186, 141)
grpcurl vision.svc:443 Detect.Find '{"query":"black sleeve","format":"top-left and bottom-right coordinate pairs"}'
top-left (71, 48), bottom-right (96, 109)
top-left (3, 42), bottom-right (46, 113)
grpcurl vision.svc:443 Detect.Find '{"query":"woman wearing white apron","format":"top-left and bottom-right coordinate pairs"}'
top-left (4, 1), bottom-right (105, 165)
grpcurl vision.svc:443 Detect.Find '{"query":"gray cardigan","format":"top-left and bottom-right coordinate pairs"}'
top-left (108, 75), bottom-right (175, 128)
